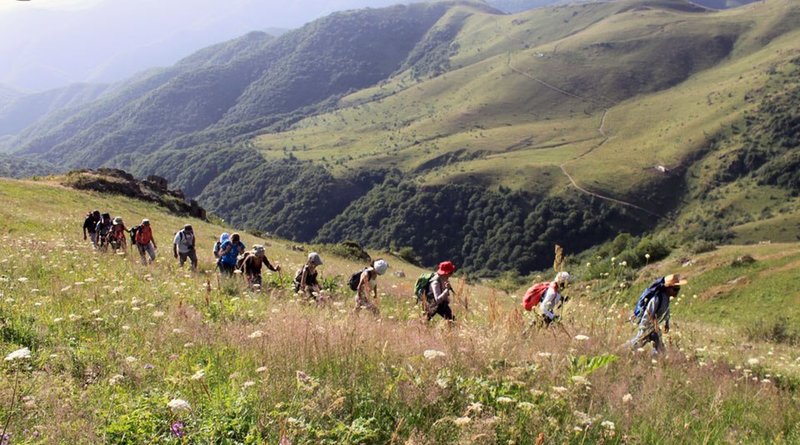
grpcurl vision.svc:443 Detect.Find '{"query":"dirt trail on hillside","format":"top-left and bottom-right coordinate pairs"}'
top-left (507, 57), bottom-right (660, 217)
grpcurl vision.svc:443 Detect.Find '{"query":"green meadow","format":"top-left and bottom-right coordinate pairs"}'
top-left (1, 178), bottom-right (799, 443)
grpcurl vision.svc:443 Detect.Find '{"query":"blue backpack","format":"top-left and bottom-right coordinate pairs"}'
top-left (632, 277), bottom-right (665, 323)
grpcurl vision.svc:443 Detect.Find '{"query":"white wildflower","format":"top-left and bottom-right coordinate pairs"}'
top-left (571, 375), bottom-right (590, 385)
top-left (256, 366), bottom-right (268, 373)
top-left (574, 335), bottom-right (589, 341)
top-left (125, 356), bottom-right (138, 363)
top-left (622, 393), bottom-right (633, 403)
top-left (453, 416), bottom-right (471, 426)
top-left (747, 358), bottom-right (759, 366)
top-left (423, 350), bottom-right (446, 360)
top-left (190, 369), bottom-right (205, 381)
top-left (248, 330), bottom-right (264, 339)
top-left (467, 402), bottom-right (483, 414)
top-left (5, 347), bottom-right (31, 361)
top-left (152, 311), bottom-right (165, 318)
top-left (552, 386), bottom-right (568, 393)
top-left (243, 380), bottom-right (256, 388)
top-left (496, 396), bottom-right (515, 404)
top-left (601, 420), bottom-right (615, 430)
top-left (167, 398), bottom-right (191, 412)
top-left (108, 374), bottom-right (125, 385)
top-left (517, 402), bottom-right (536, 410)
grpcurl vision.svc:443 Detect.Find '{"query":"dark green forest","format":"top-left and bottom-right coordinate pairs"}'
top-left (315, 177), bottom-right (641, 274)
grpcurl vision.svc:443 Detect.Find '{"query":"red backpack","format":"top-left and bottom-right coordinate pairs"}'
top-left (522, 282), bottom-right (557, 311)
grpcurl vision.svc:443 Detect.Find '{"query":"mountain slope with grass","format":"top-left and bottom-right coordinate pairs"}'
top-left (1, 177), bottom-right (799, 443)
top-left (3, 0), bottom-right (799, 276)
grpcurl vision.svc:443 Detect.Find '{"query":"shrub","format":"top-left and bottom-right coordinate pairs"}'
top-left (731, 254), bottom-right (756, 267)
top-left (396, 246), bottom-right (422, 266)
top-left (745, 317), bottom-right (799, 345)
top-left (689, 240), bottom-right (717, 254)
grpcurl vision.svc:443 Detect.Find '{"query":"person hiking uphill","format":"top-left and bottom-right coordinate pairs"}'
top-left (134, 219), bottom-right (157, 265)
top-left (83, 210), bottom-right (101, 247)
top-left (109, 217), bottom-right (128, 252)
top-left (426, 261), bottom-right (457, 322)
top-left (353, 259), bottom-right (388, 315)
top-left (628, 273), bottom-right (686, 356)
top-left (217, 233), bottom-right (245, 276)
top-left (213, 233), bottom-right (229, 261)
top-left (540, 271), bottom-right (570, 326)
top-left (240, 244), bottom-right (280, 288)
top-left (294, 252), bottom-right (323, 300)
top-left (173, 224), bottom-right (197, 271)
top-left (95, 213), bottom-right (112, 251)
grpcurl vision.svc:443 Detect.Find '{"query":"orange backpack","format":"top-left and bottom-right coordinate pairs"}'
top-left (522, 282), bottom-right (557, 311)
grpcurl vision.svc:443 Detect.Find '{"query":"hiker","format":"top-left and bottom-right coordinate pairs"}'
top-left (239, 244), bottom-right (280, 288)
top-left (109, 216), bottom-right (128, 252)
top-left (294, 252), bottom-right (323, 300)
top-left (539, 271), bottom-right (570, 326)
top-left (134, 219), bottom-right (157, 265)
top-left (425, 261), bottom-right (457, 322)
top-left (173, 224), bottom-right (197, 271)
top-left (353, 259), bottom-right (388, 315)
top-left (95, 213), bottom-right (112, 251)
top-left (217, 232), bottom-right (245, 276)
top-left (213, 232), bottom-right (229, 260)
top-left (83, 210), bottom-right (101, 247)
top-left (628, 273), bottom-right (686, 356)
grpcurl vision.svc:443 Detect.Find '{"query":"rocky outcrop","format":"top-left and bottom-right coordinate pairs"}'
top-left (61, 168), bottom-right (207, 220)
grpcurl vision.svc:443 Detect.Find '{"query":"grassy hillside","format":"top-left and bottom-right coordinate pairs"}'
top-left (2, 179), bottom-right (800, 443)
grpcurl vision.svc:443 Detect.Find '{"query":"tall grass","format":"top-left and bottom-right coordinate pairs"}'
top-left (1, 179), bottom-right (799, 443)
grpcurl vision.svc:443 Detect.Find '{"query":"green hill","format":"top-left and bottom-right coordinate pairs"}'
top-left (2, 0), bottom-right (799, 276)
top-left (1, 177), bottom-right (799, 443)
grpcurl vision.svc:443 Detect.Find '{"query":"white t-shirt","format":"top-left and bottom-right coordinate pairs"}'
top-left (173, 230), bottom-right (195, 254)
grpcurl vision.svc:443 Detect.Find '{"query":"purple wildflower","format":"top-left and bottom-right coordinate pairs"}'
top-left (170, 421), bottom-right (185, 438)
top-left (1, 433), bottom-right (10, 445)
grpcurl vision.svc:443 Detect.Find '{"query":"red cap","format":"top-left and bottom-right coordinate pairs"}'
top-left (437, 261), bottom-right (456, 275)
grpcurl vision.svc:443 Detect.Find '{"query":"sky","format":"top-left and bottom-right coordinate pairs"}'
top-left (0, 0), bottom-right (408, 92)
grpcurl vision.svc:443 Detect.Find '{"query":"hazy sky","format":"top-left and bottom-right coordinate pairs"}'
top-left (0, 0), bottom-right (408, 91)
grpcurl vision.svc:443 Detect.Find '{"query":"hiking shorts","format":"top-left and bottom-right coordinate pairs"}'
top-left (247, 273), bottom-right (262, 286)
top-left (90, 232), bottom-right (98, 246)
top-left (137, 242), bottom-right (156, 263)
top-left (629, 329), bottom-right (664, 354)
top-left (218, 262), bottom-right (236, 276)
top-left (178, 250), bottom-right (197, 269)
top-left (427, 300), bottom-right (454, 321)
top-left (354, 292), bottom-right (378, 314)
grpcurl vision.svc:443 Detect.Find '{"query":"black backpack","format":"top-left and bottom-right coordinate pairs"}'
top-left (128, 225), bottom-right (141, 246)
top-left (348, 268), bottom-right (368, 291)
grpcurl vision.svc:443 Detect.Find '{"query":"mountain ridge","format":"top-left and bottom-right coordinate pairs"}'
top-left (2, 0), bottom-right (798, 275)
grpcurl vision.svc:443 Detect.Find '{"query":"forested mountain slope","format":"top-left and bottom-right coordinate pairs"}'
top-left (4, 0), bottom-right (799, 275)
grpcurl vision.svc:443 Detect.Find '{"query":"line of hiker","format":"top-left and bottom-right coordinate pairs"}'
top-left (83, 211), bottom-right (687, 354)
top-left (82, 210), bottom-right (194, 269)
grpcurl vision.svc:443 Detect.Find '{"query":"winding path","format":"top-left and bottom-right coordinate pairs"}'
top-left (507, 56), bottom-right (660, 217)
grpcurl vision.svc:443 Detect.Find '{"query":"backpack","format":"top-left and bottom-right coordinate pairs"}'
top-left (236, 251), bottom-right (252, 272)
top-left (414, 272), bottom-right (437, 303)
top-left (348, 268), bottom-right (369, 291)
top-left (522, 282), bottom-right (557, 311)
top-left (128, 225), bottom-right (140, 247)
top-left (632, 278), bottom-right (665, 323)
top-left (293, 266), bottom-right (305, 292)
